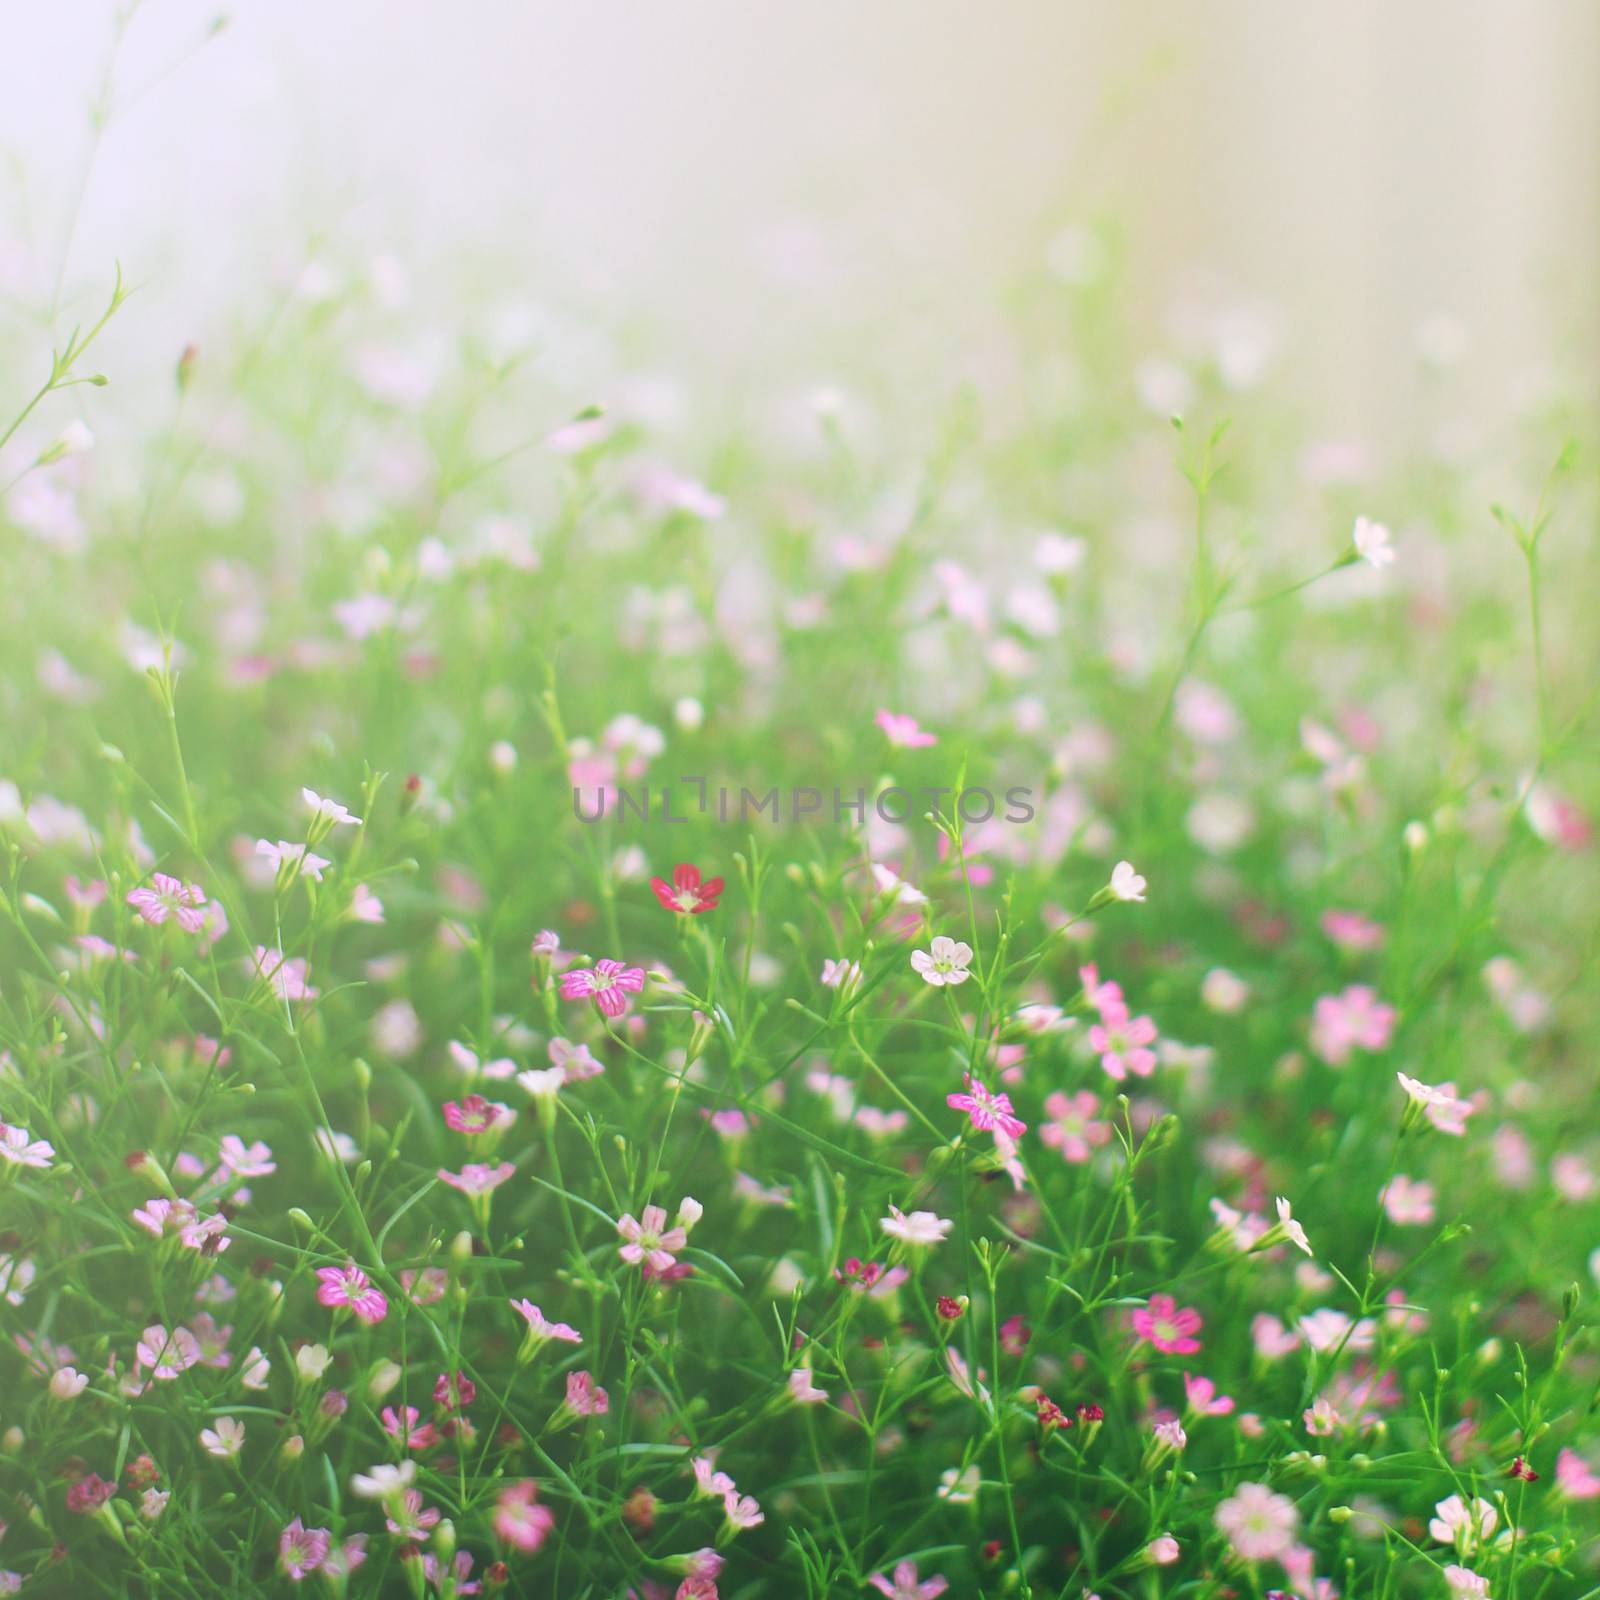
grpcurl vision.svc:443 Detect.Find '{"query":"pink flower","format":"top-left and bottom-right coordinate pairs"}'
top-left (1321, 909), bottom-right (1385, 951)
top-left (1183, 1372), bottom-right (1234, 1416)
top-left (279, 1518), bottom-right (332, 1580)
top-left (385, 1488), bottom-right (441, 1541)
top-left (251, 946), bottom-right (318, 1003)
top-left (0, 1123), bottom-right (56, 1169)
top-left (1310, 985), bottom-right (1395, 1065)
top-left (1556, 1447), bottom-right (1600, 1501)
top-left (563, 1370), bottom-right (609, 1417)
top-left (126, 873), bottom-right (208, 932)
top-left (869, 1560), bottom-right (949, 1599)
top-left (1131, 1294), bottom-right (1203, 1355)
top-left (946, 1076), bottom-right (1026, 1139)
top-left (617, 1205), bottom-right (688, 1273)
top-left (1382, 1174), bottom-right (1435, 1225)
top-left (1078, 963), bottom-right (1125, 1016)
top-left (1215, 1482), bottom-right (1299, 1562)
top-left (650, 862), bottom-right (724, 914)
top-left (493, 1480), bottom-right (554, 1553)
top-left (875, 710), bottom-right (938, 748)
top-left (381, 1406), bottom-right (439, 1450)
top-left (788, 1368), bottom-right (828, 1404)
top-left (722, 1489), bottom-right (764, 1531)
top-left (437, 1161), bottom-right (515, 1195)
top-left (315, 1263), bottom-right (388, 1324)
top-left (136, 1324), bottom-right (201, 1379)
top-left (510, 1299), bottom-right (582, 1347)
top-left (1039, 1090), bottom-right (1112, 1163)
top-left (1089, 1009), bottom-right (1158, 1080)
top-left (560, 958), bottom-right (646, 1019)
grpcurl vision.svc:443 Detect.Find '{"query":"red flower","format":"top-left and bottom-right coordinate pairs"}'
top-left (1510, 1456), bottom-right (1540, 1482)
top-left (650, 863), bottom-right (724, 915)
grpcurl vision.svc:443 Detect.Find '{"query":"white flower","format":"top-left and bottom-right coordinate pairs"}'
top-left (1273, 1197), bottom-right (1313, 1256)
top-left (880, 1205), bottom-right (953, 1247)
top-left (1430, 1495), bottom-right (1499, 1555)
top-left (517, 1067), bottom-right (566, 1101)
top-left (1109, 860), bottom-right (1147, 902)
top-left (937, 1463), bottom-right (980, 1502)
top-left (199, 1416), bottom-right (245, 1458)
top-left (295, 1343), bottom-right (332, 1381)
top-left (820, 958), bottom-right (861, 991)
top-left (351, 1460), bottom-right (417, 1500)
top-left (240, 1347), bottom-right (271, 1390)
top-left (301, 787), bottom-right (362, 826)
top-left (910, 935), bottom-right (973, 987)
top-left (1352, 515), bottom-right (1395, 569)
top-left (870, 863), bottom-right (927, 906)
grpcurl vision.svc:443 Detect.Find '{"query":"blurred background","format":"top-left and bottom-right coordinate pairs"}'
top-left (1, 0), bottom-right (1596, 434)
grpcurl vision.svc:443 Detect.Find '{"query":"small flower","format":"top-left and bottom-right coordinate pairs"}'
top-left (315, 1262), bottom-right (388, 1324)
top-left (251, 946), bottom-right (318, 1003)
top-left (255, 839), bottom-right (333, 882)
top-left (869, 1560), bottom-right (949, 1599)
top-left (880, 1205), bottom-right (953, 1248)
top-left (279, 1518), bottom-right (332, 1581)
top-left (1109, 860), bottom-right (1147, 902)
top-left (875, 710), bottom-right (938, 748)
top-left (126, 873), bottom-right (208, 932)
top-left (1556, 1448), bottom-right (1600, 1501)
top-left (437, 1161), bottom-right (515, 1195)
top-left (1039, 1090), bottom-right (1112, 1164)
top-left (1131, 1294), bottom-right (1203, 1356)
top-left (788, 1368), bottom-right (828, 1405)
top-left (911, 935), bottom-right (973, 987)
top-left (1268, 1196), bottom-right (1313, 1256)
top-left (1429, 1494), bottom-right (1499, 1555)
top-left (1215, 1482), bottom-right (1299, 1562)
top-left (946, 1076), bottom-right (1027, 1139)
top-left (1443, 1567), bottom-right (1491, 1600)
top-left (0, 1123), bottom-right (55, 1170)
top-left (1383, 1174), bottom-right (1436, 1225)
top-left (199, 1416), bottom-right (246, 1458)
top-left (820, 957), bottom-right (862, 991)
top-left (510, 1300), bottom-right (582, 1352)
top-left (493, 1480), bottom-right (554, 1553)
top-left (350, 1460), bottom-right (416, 1500)
top-left (1397, 1072), bottom-right (1474, 1135)
top-left (136, 1324), bottom-right (202, 1379)
top-left (1352, 515), bottom-right (1395, 569)
top-left (560, 958), bottom-right (646, 1019)
top-left (1089, 1009), bottom-right (1159, 1081)
top-left (1183, 1372), bottom-right (1234, 1417)
top-left (562, 1370), bottom-right (609, 1418)
top-left (302, 787), bottom-right (362, 827)
top-left (49, 1366), bottom-right (88, 1399)
top-left (650, 862), bottom-right (724, 914)
top-left (1145, 1535), bottom-right (1180, 1566)
top-left (617, 1205), bottom-right (689, 1272)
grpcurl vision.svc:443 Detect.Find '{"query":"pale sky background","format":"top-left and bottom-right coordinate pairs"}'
top-left (1, 0), bottom-right (1596, 432)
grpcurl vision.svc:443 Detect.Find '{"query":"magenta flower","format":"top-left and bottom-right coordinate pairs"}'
top-left (650, 862), bottom-right (724, 914)
top-left (1132, 1294), bottom-right (1203, 1355)
top-left (315, 1263), bottom-right (388, 1324)
top-left (946, 1076), bottom-right (1026, 1139)
top-left (126, 873), bottom-right (208, 932)
top-left (442, 1095), bottom-right (506, 1135)
top-left (559, 958), bottom-right (646, 1019)
top-left (279, 1518), bottom-right (332, 1581)
top-left (617, 1205), bottom-right (688, 1272)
